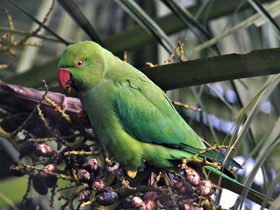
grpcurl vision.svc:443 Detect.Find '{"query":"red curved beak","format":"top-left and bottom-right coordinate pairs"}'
top-left (58, 68), bottom-right (72, 94)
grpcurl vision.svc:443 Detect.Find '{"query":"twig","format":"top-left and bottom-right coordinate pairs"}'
top-left (64, 150), bottom-right (100, 156)
top-left (44, 96), bottom-right (72, 123)
top-left (0, 32), bottom-right (9, 42)
top-left (164, 40), bottom-right (186, 64)
top-left (171, 100), bottom-right (201, 111)
top-left (28, 135), bottom-right (78, 143)
top-left (15, 163), bottom-right (75, 182)
top-left (1, 0), bottom-right (55, 54)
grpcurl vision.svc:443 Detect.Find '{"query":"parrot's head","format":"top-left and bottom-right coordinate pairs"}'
top-left (57, 41), bottom-right (105, 94)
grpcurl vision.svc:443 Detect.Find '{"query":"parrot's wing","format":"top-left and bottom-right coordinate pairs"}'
top-left (113, 78), bottom-right (241, 168)
top-left (113, 79), bottom-right (202, 147)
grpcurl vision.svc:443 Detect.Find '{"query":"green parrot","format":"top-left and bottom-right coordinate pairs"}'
top-left (57, 41), bottom-right (271, 206)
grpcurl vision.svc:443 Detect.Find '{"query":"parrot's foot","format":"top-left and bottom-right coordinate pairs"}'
top-left (180, 143), bottom-right (231, 178)
top-left (126, 170), bottom-right (137, 179)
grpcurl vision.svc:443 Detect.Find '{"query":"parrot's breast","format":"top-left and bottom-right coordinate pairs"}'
top-left (80, 83), bottom-right (144, 170)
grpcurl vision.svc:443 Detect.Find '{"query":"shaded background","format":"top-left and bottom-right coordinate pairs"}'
top-left (0, 0), bottom-right (280, 209)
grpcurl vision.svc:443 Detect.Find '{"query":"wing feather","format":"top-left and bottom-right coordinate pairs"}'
top-left (113, 79), bottom-right (205, 149)
top-left (113, 78), bottom-right (241, 169)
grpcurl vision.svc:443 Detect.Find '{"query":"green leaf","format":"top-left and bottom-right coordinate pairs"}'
top-left (6, 48), bottom-right (280, 91)
top-left (160, 0), bottom-right (212, 42)
top-left (104, 0), bottom-right (272, 54)
top-left (141, 48), bottom-right (280, 90)
top-left (57, 0), bottom-right (104, 46)
top-left (193, 0), bottom-right (280, 53)
top-left (115, 0), bottom-right (175, 54)
top-left (248, 0), bottom-right (280, 35)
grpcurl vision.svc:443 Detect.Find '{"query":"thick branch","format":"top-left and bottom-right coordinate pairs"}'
top-left (0, 80), bottom-right (82, 123)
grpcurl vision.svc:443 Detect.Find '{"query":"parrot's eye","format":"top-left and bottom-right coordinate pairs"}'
top-left (75, 60), bottom-right (84, 67)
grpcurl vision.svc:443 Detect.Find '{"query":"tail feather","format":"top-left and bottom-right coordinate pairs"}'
top-left (205, 166), bottom-right (273, 208)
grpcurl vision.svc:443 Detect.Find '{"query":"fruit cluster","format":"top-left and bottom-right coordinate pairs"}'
top-left (2, 88), bottom-right (220, 210)
top-left (10, 139), bottom-right (218, 210)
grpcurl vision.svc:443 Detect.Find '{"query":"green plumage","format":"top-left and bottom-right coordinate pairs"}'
top-left (57, 41), bottom-right (271, 206)
top-left (58, 41), bottom-right (237, 170)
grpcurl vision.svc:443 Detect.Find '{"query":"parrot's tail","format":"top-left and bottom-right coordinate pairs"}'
top-left (206, 166), bottom-right (273, 208)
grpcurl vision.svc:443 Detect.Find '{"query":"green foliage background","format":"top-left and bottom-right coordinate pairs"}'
top-left (0, 0), bottom-right (280, 209)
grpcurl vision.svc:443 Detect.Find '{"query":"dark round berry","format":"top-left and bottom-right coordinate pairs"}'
top-left (20, 141), bottom-right (37, 157)
top-left (33, 174), bottom-right (48, 195)
top-left (199, 180), bottom-right (212, 196)
top-left (185, 167), bottom-right (200, 185)
top-left (75, 155), bottom-right (88, 166)
top-left (78, 190), bottom-right (91, 202)
top-left (35, 144), bottom-right (55, 157)
top-left (40, 164), bottom-right (56, 178)
top-left (77, 169), bottom-right (91, 183)
top-left (174, 181), bottom-right (193, 195)
top-left (96, 191), bottom-right (118, 206)
top-left (75, 145), bottom-right (93, 165)
top-left (44, 175), bottom-right (57, 188)
top-left (44, 164), bottom-right (55, 171)
top-left (92, 179), bottom-right (105, 190)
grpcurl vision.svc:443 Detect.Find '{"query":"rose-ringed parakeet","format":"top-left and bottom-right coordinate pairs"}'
top-left (57, 41), bottom-right (271, 206)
